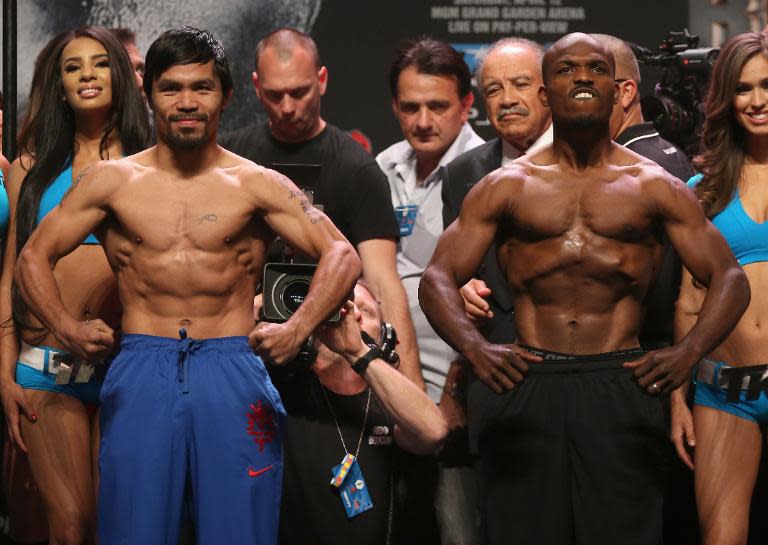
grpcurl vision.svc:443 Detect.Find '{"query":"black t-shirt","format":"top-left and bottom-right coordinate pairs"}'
top-left (617, 123), bottom-right (695, 183)
top-left (272, 368), bottom-right (397, 545)
top-left (617, 122), bottom-right (696, 348)
top-left (220, 123), bottom-right (398, 247)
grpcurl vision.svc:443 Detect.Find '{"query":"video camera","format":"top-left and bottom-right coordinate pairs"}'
top-left (258, 162), bottom-right (399, 367)
top-left (261, 262), bottom-right (341, 323)
top-left (635, 29), bottom-right (719, 156)
top-left (261, 264), bottom-right (399, 368)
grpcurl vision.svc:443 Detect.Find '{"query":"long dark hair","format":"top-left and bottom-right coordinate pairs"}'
top-left (694, 32), bottom-right (768, 218)
top-left (12, 26), bottom-right (150, 332)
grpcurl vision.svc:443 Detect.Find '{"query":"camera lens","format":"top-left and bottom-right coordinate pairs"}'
top-left (282, 279), bottom-right (310, 313)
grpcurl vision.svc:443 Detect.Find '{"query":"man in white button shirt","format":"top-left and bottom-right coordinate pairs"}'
top-left (376, 38), bottom-right (484, 545)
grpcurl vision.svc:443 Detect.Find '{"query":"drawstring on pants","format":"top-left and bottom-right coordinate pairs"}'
top-left (178, 327), bottom-right (198, 394)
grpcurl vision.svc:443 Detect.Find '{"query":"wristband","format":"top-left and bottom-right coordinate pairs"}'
top-left (351, 344), bottom-right (382, 375)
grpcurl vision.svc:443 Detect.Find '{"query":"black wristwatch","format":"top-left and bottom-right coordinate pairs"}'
top-left (351, 343), bottom-right (382, 375)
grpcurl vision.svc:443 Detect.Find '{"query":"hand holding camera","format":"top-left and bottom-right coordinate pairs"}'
top-left (316, 301), bottom-right (369, 362)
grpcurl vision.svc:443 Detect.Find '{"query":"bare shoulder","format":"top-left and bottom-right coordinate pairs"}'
top-left (475, 160), bottom-right (530, 195)
top-left (610, 144), bottom-right (685, 191)
top-left (637, 159), bottom-right (690, 200)
top-left (462, 161), bottom-right (531, 220)
top-left (95, 149), bottom-right (157, 185)
top-left (221, 149), bottom-right (302, 200)
top-left (75, 158), bottom-right (128, 186)
top-left (478, 153), bottom-right (555, 196)
top-left (613, 146), bottom-right (700, 218)
top-left (223, 153), bottom-right (324, 225)
top-left (63, 157), bottom-right (139, 205)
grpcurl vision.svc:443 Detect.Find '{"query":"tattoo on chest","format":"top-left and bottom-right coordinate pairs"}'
top-left (199, 214), bottom-right (218, 223)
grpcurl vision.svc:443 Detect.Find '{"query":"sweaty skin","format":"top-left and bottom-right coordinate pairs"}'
top-left (15, 150), bottom-right (359, 363)
top-left (15, 57), bottom-right (360, 365)
top-left (419, 33), bottom-right (749, 394)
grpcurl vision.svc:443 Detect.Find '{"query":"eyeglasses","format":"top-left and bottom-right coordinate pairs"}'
top-left (614, 79), bottom-right (629, 84)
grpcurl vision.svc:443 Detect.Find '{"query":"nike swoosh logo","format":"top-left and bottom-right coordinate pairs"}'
top-left (247, 464), bottom-right (274, 478)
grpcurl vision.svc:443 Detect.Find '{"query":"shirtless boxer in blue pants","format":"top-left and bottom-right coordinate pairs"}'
top-left (14, 26), bottom-right (360, 545)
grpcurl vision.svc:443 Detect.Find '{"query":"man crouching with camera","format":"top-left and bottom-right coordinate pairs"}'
top-left (265, 280), bottom-right (447, 545)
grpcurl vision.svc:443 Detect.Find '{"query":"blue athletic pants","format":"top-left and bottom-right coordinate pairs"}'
top-left (98, 334), bottom-right (285, 545)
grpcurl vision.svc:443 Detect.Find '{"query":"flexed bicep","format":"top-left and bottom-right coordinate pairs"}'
top-left (259, 170), bottom-right (348, 259)
top-left (659, 178), bottom-right (737, 286)
top-left (430, 170), bottom-right (512, 286)
top-left (635, 171), bottom-right (749, 385)
top-left (14, 160), bottom-right (121, 351)
top-left (253, 167), bottom-right (360, 345)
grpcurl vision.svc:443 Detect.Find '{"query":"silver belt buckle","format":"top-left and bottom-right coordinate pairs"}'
top-left (51, 353), bottom-right (94, 384)
top-left (74, 362), bottom-right (95, 383)
top-left (51, 353), bottom-right (70, 384)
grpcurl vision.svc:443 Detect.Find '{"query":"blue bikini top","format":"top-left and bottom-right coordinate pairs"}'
top-left (37, 162), bottom-right (99, 244)
top-left (0, 171), bottom-right (10, 234)
top-left (688, 173), bottom-right (768, 266)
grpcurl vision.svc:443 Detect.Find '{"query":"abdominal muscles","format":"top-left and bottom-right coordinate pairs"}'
top-left (711, 262), bottom-right (768, 365)
top-left (114, 240), bottom-right (264, 338)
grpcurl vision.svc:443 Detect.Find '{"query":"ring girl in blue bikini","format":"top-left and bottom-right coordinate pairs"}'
top-left (0, 26), bottom-right (149, 543)
top-left (671, 32), bottom-right (768, 545)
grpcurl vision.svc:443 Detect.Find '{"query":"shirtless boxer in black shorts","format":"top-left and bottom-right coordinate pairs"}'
top-left (419, 33), bottom-right (750, 545)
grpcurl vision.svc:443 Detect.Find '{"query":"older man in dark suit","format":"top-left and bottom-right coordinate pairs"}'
top-left (441, 38), bottom-right (552, 348)
top-left (436, 40), bottom-right (553, 515)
